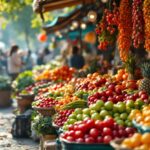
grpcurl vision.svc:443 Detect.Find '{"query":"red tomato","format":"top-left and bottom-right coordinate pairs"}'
top-left (97, 136), bottom-right (103, 143)
top-left (66, 136), bottom-right (74, 142)
top-left (85, 137), bottom-right (95, 143)
top-left (102, 127), bottom-right (112, 136)
top-left (89, 128), bottom-right (99, 138)
top-left (76, 138), bottom-right (84, 143)
top-left (103, 135), bottom-right (112, 144)
top-left (74, 130), bottom-right (84, 139)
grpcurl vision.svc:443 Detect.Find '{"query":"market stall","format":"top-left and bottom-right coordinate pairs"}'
top-left (9, 0), bottom-right (150, 150)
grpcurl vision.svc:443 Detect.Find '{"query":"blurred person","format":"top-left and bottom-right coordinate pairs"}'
top-left (7, 45), bottom-right (24, 80)
top-left (37, 51), bottom-right (44, 65)
top-left (25, 50), bottom-right (35, 70)
top-left (43, 47), bottom-right (53, 64)
top-left (68, 46), bottom-right (85, 69)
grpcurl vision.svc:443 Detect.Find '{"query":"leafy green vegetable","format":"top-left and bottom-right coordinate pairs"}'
top-left (12, 71), bottom-right (34, 92)
top-left (32, 115), bottom-right (57, 135)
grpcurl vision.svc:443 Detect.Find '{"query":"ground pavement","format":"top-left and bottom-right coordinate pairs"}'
top-left (0, 107), bottom-right (39, 150)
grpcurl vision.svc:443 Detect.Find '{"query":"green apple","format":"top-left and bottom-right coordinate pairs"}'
top-left (120, 113), bottom-right (128, 120)
top-left (69, 114), bottom-right (76, 119)
top-left (104, 101), bottom-right (114, 111)
top-left (91, 113), bottom-right (101, 120)
top-left (74, 108), bottom-right (82, 115)
top-left (68, 119), bottom-right (77, 124)
top-left (117, 102), bottom-right (126, 113)
top-left (96, 100), bottom-right (104, 107)
top-left (135, 99), bottom-right (144, 108)
top-left (76, 114), bottom-right (83, 120)
top-left (126, 100), bottom-right (135, 108)
top-left (90, 110), bottom-right (97, 115)
top-left (90, 103), bottom-right (101, 111)
top-left (82, 108), bottom-right (90, 115)
top-left (116, 119), bottom-right (124, 126)
top-left (114, 113), bottom-right (120, 117)
top-left (82, 114), bottom-right (90, 119)
top-left (126, 107), bottom-right (132, 114)
top-left (125, 120), bottom-right (132, 127)
top-left (113, 106), bottom-right (118, 113)
top-left (100, 110), bottom-right (109, 118)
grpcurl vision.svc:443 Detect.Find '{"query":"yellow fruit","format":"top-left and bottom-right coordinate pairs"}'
top-left (141, 133), bottom-right (150, 145)
top-left (129, 109), bottom-right (141, 119)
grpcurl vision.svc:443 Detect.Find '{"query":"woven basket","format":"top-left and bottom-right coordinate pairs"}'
top-left (19, 93), bottom-right (35, 101)
top-left (16, 96), bottom-right (33, 107)
top-left (0, 90), bottom-right (11, 107)
top-left (110, 139), bottom-right (131, 150)
top-left (33, 106), bottom-right (56, 116)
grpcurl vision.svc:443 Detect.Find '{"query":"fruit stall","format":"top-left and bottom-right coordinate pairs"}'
top-left (11, 0), bottom-right (150, 150)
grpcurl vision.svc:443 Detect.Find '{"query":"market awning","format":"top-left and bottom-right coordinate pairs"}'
top-left (33, 0), bottom-right (96, 13)
top-left (42, 8), bottom-right (83, 34)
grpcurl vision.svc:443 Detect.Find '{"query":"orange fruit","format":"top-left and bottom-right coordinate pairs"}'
top-left (136, 115), bottom-right (143, 123)
top-left (143, 110), bottom-right (150, 117)
top-left (122, 139), bottom-right (132, 148)
top-left (138, 144), bottom-right (149, 150)
top-left (141, 133), bottom-right (150, 145)
top-left (144, 116), bottom-right (150, 123)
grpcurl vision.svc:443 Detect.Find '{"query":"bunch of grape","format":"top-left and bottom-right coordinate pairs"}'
top-left (54, 109), bottom-right (74, 127)
top-left (132, 0), bottom-right (144, 48)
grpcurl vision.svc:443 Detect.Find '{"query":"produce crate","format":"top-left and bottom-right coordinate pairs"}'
top-left (40, 134), bottom-right (57, 150)
top-left (60, 138), bottom-right (114, 150)
top-left (0, 90), bottom-right (11, 107)
top-left (33, 106), bottom-right (56, 116)
top-left (110, 138), bottom-right (131, 150)
top-left (132, 120), bottom-right (150, 133)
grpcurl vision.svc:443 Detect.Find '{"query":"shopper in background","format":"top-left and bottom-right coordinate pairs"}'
top-left (43, 47), bottom-right (53, 64)
top-left (7, 45), bottom-right (24, 80)
top-left (68, 46), bottom-right (85, 69)
top-left (25, 50), bottom-right (34, 70)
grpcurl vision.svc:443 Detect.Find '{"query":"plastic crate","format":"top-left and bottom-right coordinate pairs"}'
top-left (60, 138), bottom-right (114, 150)
top-left (132, 120), bottom-right (150, 133)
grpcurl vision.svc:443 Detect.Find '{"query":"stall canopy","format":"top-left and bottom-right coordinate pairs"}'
top-left (33, 0), bottom-right (96, 13)
top-left (42, 7), bottom-right (84, 34)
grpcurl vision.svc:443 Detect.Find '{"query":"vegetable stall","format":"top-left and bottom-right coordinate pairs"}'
top-left (11, 0), bottom-right (150, 150)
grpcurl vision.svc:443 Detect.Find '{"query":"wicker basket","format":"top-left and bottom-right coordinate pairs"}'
top-left (16, 96), bottom-right (33, 113)
top-left (0, 90), bottom-right (11, 107)
top-left (33, 106), bottom-right (56, 116)
top-left (110, 139), bottom-right (131, 150)
top-left (19, 93), bottom-right (35, 101)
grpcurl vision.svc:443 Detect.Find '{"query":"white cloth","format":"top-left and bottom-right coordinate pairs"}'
top-left (7, 52), bottom-right (22, 74)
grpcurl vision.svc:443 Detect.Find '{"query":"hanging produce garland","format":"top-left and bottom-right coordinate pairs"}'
top-left (96, 2), bottom-right (119, 51)
top-left (143, 0), bottom-right (150, 51)
top-left (118, 0), bottom-right (132, 62)
top-left (132, 0), bottom-right (145, 48)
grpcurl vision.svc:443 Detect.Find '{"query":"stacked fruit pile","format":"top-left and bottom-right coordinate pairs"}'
top-left (35, 66), bottom-right (75, 81)
top-left (121, 133), bottom-right (150, 149)
top-left (61, 118), bottom-right (136, 144)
